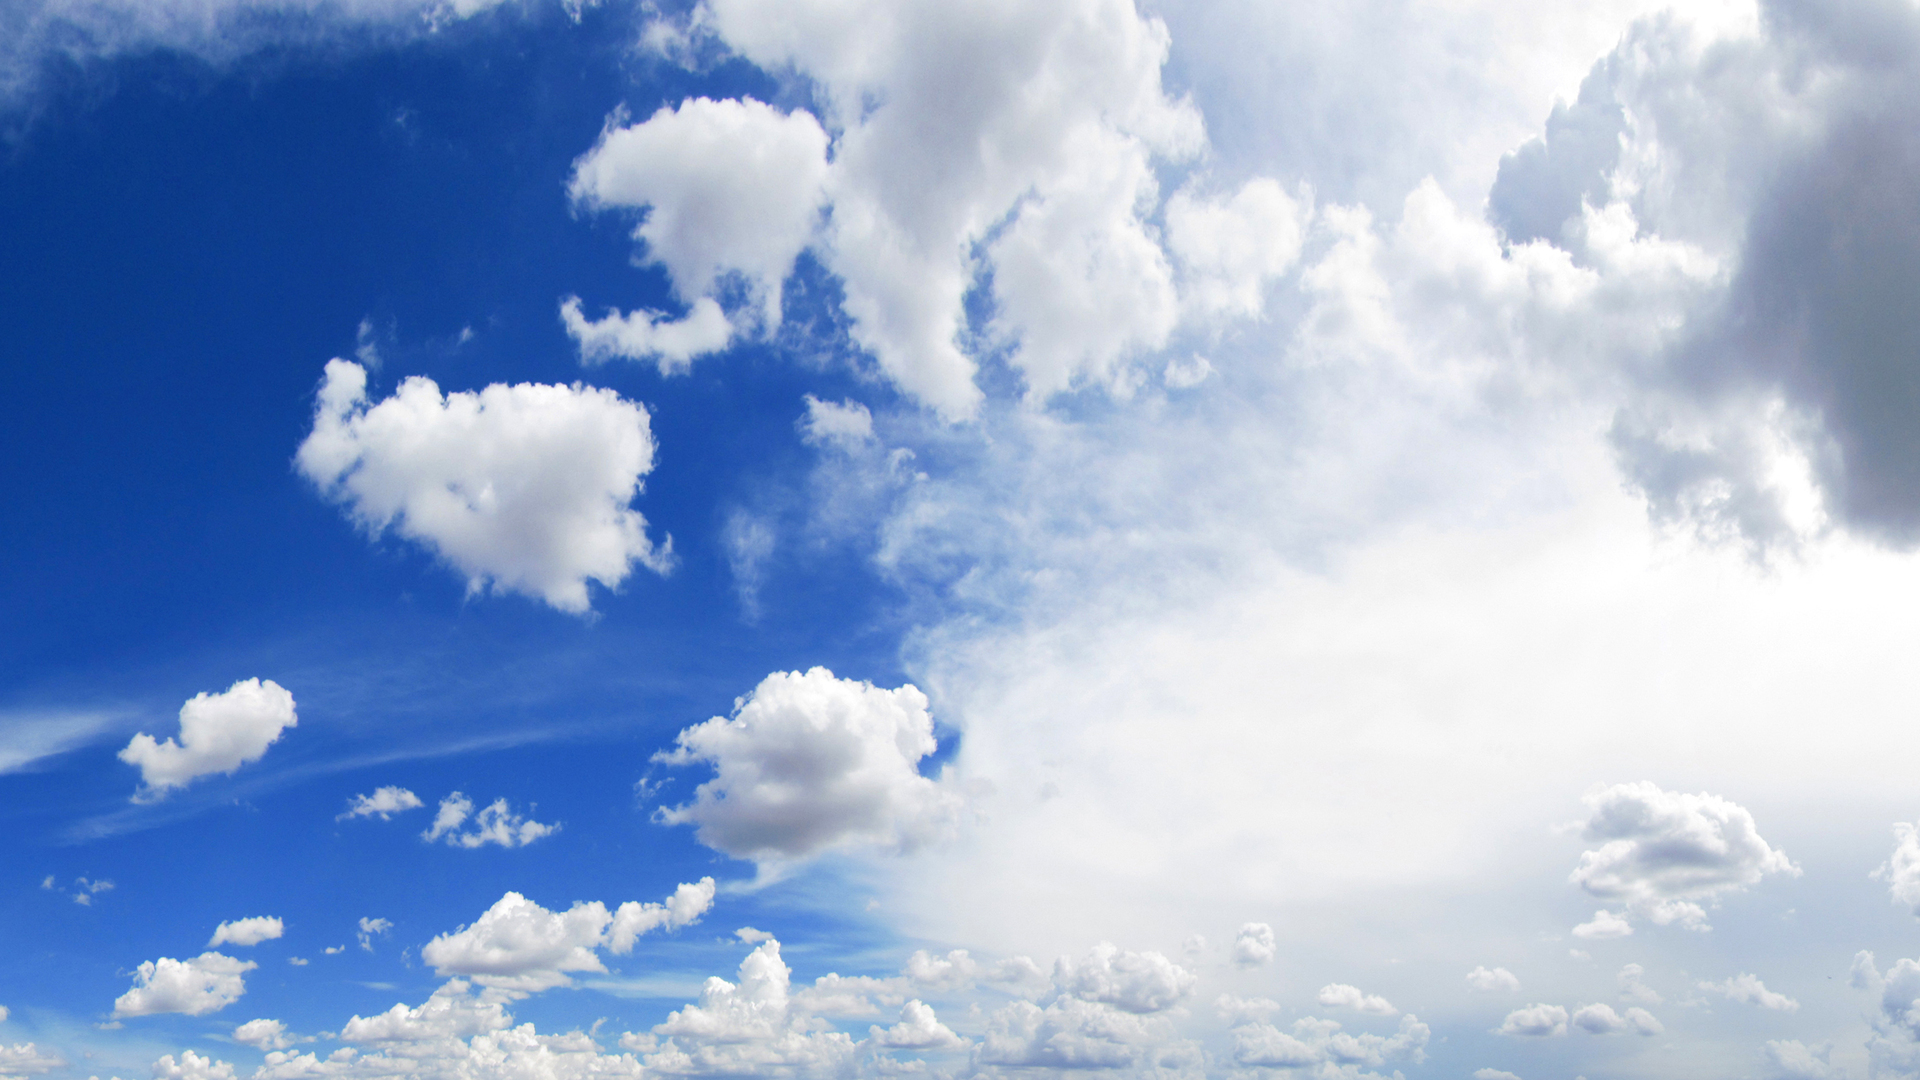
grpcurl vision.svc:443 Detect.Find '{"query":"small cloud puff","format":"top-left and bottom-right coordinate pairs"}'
top-left (1698, 972), bottom-right (1799, 1011)
top-left (1572, 909), bottom-right (1633, 940)
top-left (1570, 1002), bottom-right (1662, 1035)
top-left (338, 786), bottom-right (423, 822)
top-left (208, 917), bottom-right (283, 948)
top-left (421, 793), bottom-right (557, 849)
top-left (1497, 1004), bottom-right (1568, 1038)
top-left (1467, 966), bottom-right (1520, 992)
top-left (119, 679), bottom-right (296, 802)
top-left (357, 918), bottom-right (392, 953)
top-left (421, 880), bottom-right (714, 995)
top-left (113, 953), bottom-right (256, 1017)
top-left (231, 1018), bottom-right (291, 1051)
top-left (1233, 922), bottom-right (1276, 966)
top-left (1316, 984), bottom-right (1396, 1016)
top-left (1053, 943), bottom-right (1195, 1014)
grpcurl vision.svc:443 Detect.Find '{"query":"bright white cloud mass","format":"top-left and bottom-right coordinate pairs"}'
top-left (15, 0), bottom-right (1920, 1078)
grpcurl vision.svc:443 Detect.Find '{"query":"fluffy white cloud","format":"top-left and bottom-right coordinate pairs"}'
top-left (357, 917), bottom-right (391, 952)
top-left (423, 881), bottom-right (714, 996)
top-left (0, 1044), bottom-right (63, 1077)
top-left (1165, 178), bottom-right (1307, 320)
top-left (977, 996), bottom-right (1192, 1071)
top-left (296, 359), bottom-right (669, 614)
top-left (150, 1050), bottom-right (236, 1080)
top-left (113, 953), bottom-right (256, 1017)
top-left (1569, 781), bottom-right (1798, 931)
top-left (232, 1019), bottom-right (292, 1051)
top-left (653, 667), bottom-right (959, 863)
top-left (1497, 1004), bottom-right (1568, 1038)
top-left (1569, 1002), bottom-right (1659, 1035)
top-left (421, 793), bottom-right (557, 849)
top-left (1617, 962), bottom-right (1661, 1004)
top-left (1467, 966), bottom-right (1520, 992)
top-left (1765, 1040), bottom-right (1844, 1080)
top-left (208, 917), bottom-right (283, 948)
top-left (1053, 943), bottom-right (1194, 1014)
top-left (867, 1001), bottom-right (963, 1051)
top-left (1232, 922), bottom-right (1274, 966)
top-left (799, 397), bottom-right (876, 450)
top-left (1571, 909), bottom-right (1633, 940)
top-left (1228, 1014), bottom-right (1429, 1071)
top-left (566, 96), bottom-right (831, 365)
top-left (1699, 973), bottom-right (1798, 1012)
top-left (338, 786), bottom-right (423, 822)
top-left (1878, 822), bottom-right (1920, 916)
top-left (1316, 983), bottom-right (1396, 1016)
top-left (639, 939), bottom-right (857, 1076)
top-left (118, 679), bottom-right (296, 801)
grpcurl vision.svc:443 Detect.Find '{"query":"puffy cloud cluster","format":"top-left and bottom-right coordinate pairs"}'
top-left (569, 0), bottom-right (1306, 416)
top-left (296, 359), bottom-right (669, 615)
top-left (1316, 983), bottom-right (1395, 1016)
top-left (1497, 1004), bottom-right (1568, 1038)
top-left (1498, 1001), bottom-right (1659, 1038)
top-left (1231, 922), bottom-right (1275, 967)
top-left (1052, 943), bottom-right (1195, 1014)
top-left (119, 679), bottom-right (296, 801)
top-left (208, 916), bottom-right (283, 948)
top-left (1698, 972), bottom-right (1798, 1012)
top-left (653, 668), bottom-right (960, 864)
top-left (233, 1019), bottom-right (293, 1052)
top-left (1228, 1014), bottom-right (1429, 1071)
top-left (1568, 781), bottom-right (1797, 932)
top-left (113, 952), bottom-right (256, 1018)
top-left (422, 793), bottom-right (557, 849)
top-left (635, 940), bottom-right (860, 1076)
top-left (0, 1044), bottom-right (64, 1077)
top-left (151, 1050), bottom-right (236, 1080)
top-left (421, 881), bottom-right (714, 995)
top-left (338, 786), bottom-right (423, 822)
top-left (1466, 966), bottom-right (1520, 992)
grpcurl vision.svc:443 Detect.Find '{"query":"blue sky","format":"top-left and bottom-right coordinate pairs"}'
top-left (8, 1), bottom-right (1920, 1079)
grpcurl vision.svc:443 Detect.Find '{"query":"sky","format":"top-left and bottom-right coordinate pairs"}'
top-left (5, 0), bottom-right (1920, 1078)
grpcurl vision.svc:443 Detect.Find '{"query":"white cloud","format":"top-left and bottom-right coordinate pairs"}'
top-left (978, 996), bottom-right (1192, 1071)
top-left (867, 1001), bottom-right (963, 1050)
top-left (1617, 962), bottom-right (1661, 1004)
top-left (423, 881), bottom-right (713, 996)
top-left (1232, 922), bottom-right (1275, 966)
top-left (1699, 972), bottom-right (1799, 1012)
top-left (799, 397), bottom-right (876, 450)
top-left (1877, 822), bottom-right (1920, 917)
top-left (1213, 994), bottom-right (1280, 1025)
top-left (1569, 781), bottom-right (1798, 932)
top-left (1228, 1014), bottom-right (1429, 1071)
top-left (420, 793), bottom-right (557, 849)
top-left (1570, 1003), bottom-right (1626, 1034)
top-left (208, 917), bottom-right (283, 948)
top-left (337, 786), bottom-right (423, 822)
top-left (113, 953), bottom-right (256, 1017)
top-left (1472, 1070), bottom-right (1522, 1080)
top-left (653, 667), bottom-right (959, 864)
top-left (566, 96), bottom-right (831, 363)
top-left (1316, 983), bottom-right (1396, 1016)
top-left (560, 296), bottom-right (734, 376)
top-left (1622, 1007), bottom-right (1663, 1036)
top-left (0, 1044), bottom-right (64, 1076)
top-left (296, 359), bottom-right (669, 614)
top-left (1497, 1004), bottom-right (1568, 1038)
top-left (232, 1019), bottom-right (292, 1051)
top-left (1165, 178), bottom-right (1307, 320)
top-left (357, 918), bottom-right (391, 953)
top-left (1053, 942), bottom-right (1195, 1014)
top-left (150, 1050), bottom-right (236, 1080)
top-left (640, 939), bottom-right (857, 1076)
top-left (1571, 909), bottom-right (1633, 940)
top-left (118, 679), bottom-right (296, 801)
top-left (1764, 1040), bottom-right (1844, 1080)
top-left (1467, 966), bottom-right (1520, 992)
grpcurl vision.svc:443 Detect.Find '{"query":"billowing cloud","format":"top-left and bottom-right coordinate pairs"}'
top-left (113, 952), bottom-right (256, 1017)
top-left (1467, 966), bottom-right (1520, 992)
top-left (118, 679), bottom-right (296, 801)
top-left (566, 96), bottom-right (831, 368)
top-left (1232, 922), bottom-right (1275, 967)
top-left (867, 1001), bottom-right (964, 1051)
top-left (1228, 1014), bottom-right (1429, 1072)
top-left (1569, 782), bottom-right (1798, 931)
top-left (1699, 972), bottom-right (1799, 1012)
top-left (296, 359), bottom-right (669, 614)
top-left (1570, 1002), bottom-right (1660, 1036)
top-left (208, 917), bottom-right (283, 948)
top-left (653, 668), bottom-right (959, 864)
top-left (338, 786), bottom-right (424, 822)
top-left (1053, 942), bottom-right (1194, 1014)
top-left (422, 880), bottom-right (714, 995)
top-left (1164, 178), bottom-right (1307, 320)
top-left (231, 1019), bottom-right (292, 1051)
top-left (1497, 1004), bottom-right (1568, 1038)
top-left (150, 1050), bottom-right (236, 1080)
top-left (1617, 962), bottom-right (1661, 1004)
top-left (1571, 909), bottom-right (1633, 940)
top-left (637, 939), bottom-right (857, 1076)
top-left (1765, 1040), bottom-right (1844, 1080)
top-left (1877, 822), bottom-right (1920, 916)
top-left (0, 1044), bottom-right (64, 1077)
top-left (421, 793), bottom-right (557, 849)
top-left (1316, 984), bottom-right (1396, 1016)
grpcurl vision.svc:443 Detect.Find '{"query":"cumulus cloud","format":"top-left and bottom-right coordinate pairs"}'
top-left (0, 1044), bottom-right (64, 1076)
top-left (337, 786), bottom-right (423, 822)
top-left (357, 918), bottom-right (391, 952)
top-left (422, 880), bottom-right (714, 995)
top-left (232, 1019), bottom-right (292, 1051)
top-left (1316, 984), bottom-right (1396, 1016)
top-left (1569, 781), bottom-right (1798, 931)
top-left (1228, 1014), bottom-right (1429, 1071)
top-left (799, 397), bottom-right (876, 450)
top-left (639, 939), bottom-right (857, 1076)
top-left (113, 953), bottom-right (256, 1017)
top-left (208, 917), bottom-right (283, 948)
top-left (867, 1001), bottom-right (964, 1051)
top-left (1232, 922), bottom-right (1275, 966)
top-left (1765, 1040), bottom-right (1844, 1080)
top-left (1877, 822), bottom-right (1920, 916)
top-left (1165, 178), bottom-right (1308, 320)
top-left (1497, 1004), bottom-right (1568, 1038)
top-left (1571, 909), bottom-right (1633, 940)
top-left (118, 679), bottom-right (296, 801)
top-left (1570, 1002), bottom-right (1660, 1035)
top-left (1618, 962), bottom-right (1661, 1004)
top-left (150, 1050), bottom-right (236, 1080)
top-left (421, 793), bottom-right (557, 849)
top-left (1699, 972), bottom-right (1799, 1012)
top-left (296, 359), bottom-right (669, 614)
top-left (1467, 966), bottom-right (1520, 992)
top-left (652, 667), bottom-right (960, 864)
top-left (1053, 942), bottom-right (1195, 1014)
top-left (566, 96), bottom-right (831, 366)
